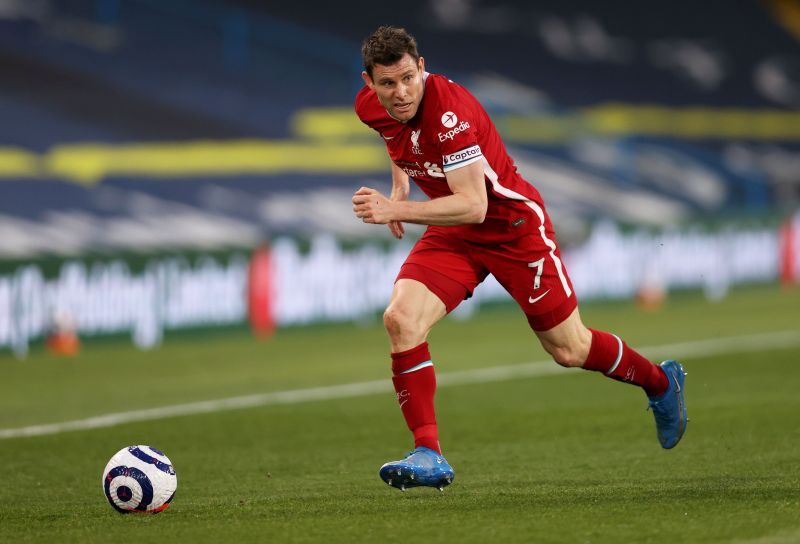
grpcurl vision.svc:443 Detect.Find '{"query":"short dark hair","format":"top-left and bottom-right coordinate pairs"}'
top-left (361, 26), bottom-right (420, 77)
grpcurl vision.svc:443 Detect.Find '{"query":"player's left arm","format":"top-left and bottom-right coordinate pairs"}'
top-left (387, 161), bottom-right (410, 239)
top-left (352, 160), bottom-right (487, 226)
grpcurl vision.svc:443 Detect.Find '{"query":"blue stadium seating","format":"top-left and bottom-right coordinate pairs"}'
top-left (0, 0), bottom-right (797, 258)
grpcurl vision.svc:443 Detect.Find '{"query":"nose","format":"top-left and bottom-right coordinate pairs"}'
top-left (395, 83), bottom-right (409, 100)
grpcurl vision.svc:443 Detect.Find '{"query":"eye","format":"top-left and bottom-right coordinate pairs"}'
top-left (403, 75), bottom-right (412, 82)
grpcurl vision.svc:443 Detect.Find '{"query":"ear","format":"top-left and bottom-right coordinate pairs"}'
top-left (418, 56), bottom-right (425, 73)
top-left (361, 70), bottom-right (374, 89)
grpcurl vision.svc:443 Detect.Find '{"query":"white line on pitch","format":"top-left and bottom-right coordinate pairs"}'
top-left (1, 330), bottom-right (798, 440)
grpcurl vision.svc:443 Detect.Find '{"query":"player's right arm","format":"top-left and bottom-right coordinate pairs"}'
top-left (353, 160), bottom-right (487, 226)
top-left (388, 161), bottom-right (410, 239)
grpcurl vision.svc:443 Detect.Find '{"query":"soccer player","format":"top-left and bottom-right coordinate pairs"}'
top-left (352, 26), bottom-right (687, 492)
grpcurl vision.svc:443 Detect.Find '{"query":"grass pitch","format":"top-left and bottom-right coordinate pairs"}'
top-left (1, 284), bottom-right (799, 543)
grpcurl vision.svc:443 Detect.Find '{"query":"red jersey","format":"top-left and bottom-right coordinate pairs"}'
top-left (355, 72), bottom-right (548, 244)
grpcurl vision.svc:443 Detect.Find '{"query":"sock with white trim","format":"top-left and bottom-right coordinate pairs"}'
top-left (390, 342), bottom-right (441, 454)
top-left (582, 329), bottom-right (668, 397)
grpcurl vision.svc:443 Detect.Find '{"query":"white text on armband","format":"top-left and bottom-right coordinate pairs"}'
top-left (442, 145), bottom-right (483, 172)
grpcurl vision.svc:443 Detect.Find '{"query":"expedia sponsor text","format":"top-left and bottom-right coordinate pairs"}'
top-left (438, 120), bottom-right (471, 142)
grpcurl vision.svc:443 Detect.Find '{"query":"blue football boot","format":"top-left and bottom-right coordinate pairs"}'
top-left (648, 360), bottom-right (688, 449)
top-left (379, 447), bottom-right (455, 492)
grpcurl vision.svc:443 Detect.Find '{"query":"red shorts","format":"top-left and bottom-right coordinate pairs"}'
top-left (396, 221), bottom-right (577, 331)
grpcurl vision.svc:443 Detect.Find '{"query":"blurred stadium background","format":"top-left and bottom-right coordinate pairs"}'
top-left (2, 2), bottom-right (800, 542)
top-left (0, 0), bottom-right (798, 355)
top-left (0, 0), bottom-right (800, 355)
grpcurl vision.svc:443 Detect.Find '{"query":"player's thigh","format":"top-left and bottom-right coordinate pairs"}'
top-left (480, 232), bottom-right (577, 332)
top-left (397, 227), bottom-right (487, 315)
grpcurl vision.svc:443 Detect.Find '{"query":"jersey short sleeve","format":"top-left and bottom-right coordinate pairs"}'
top-left (427, 78), bottom-right (485, 174)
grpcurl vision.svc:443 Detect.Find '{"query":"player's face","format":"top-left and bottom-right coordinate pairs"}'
top-left (363, 54), bottom-right (425, 122)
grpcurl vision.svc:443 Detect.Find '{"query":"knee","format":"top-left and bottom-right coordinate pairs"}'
top-left (538, 318), bottom-right (592, 368)
top-left (544, 343), bottom-right (588, 368)
top-left (383, 304), bottom-right (423, 341)
top-left (546, 344), bottom-right (586, 368)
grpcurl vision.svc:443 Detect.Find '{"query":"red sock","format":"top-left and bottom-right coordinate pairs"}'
top-left (391, 342), bottom-right (440, 454)
top-left (583, 329), bottom-right (668, 397)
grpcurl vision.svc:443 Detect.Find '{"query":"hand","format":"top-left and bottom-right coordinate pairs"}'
top-left (352, 187), bottom-right (396, 225)
top-left (387, 220), bottom-right (404, 239)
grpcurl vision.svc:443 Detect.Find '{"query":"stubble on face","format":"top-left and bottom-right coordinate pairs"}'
top-left (367, 54), bottom-right (425, 122)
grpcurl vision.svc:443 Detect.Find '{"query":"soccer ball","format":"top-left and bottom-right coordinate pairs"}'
top-left (102, 445), bottom-right (177, 513)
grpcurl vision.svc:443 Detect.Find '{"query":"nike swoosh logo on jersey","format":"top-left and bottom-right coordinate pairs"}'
top-left (382, 135), bottom-right (394, 140)
top-left (528, 289), bottom-right (551, 304)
